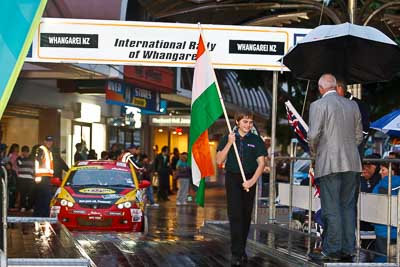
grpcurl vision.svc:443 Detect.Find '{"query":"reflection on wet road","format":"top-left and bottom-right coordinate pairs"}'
top-left (73, 187), bottom-right (294, 266)
top-left (6, 187), bottom-right (392, 266)
top-left (73, 187), bottom-right (231, 266)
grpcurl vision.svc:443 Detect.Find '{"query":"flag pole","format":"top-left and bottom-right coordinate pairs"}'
top-left (197, 23), bottom-right (249, 191)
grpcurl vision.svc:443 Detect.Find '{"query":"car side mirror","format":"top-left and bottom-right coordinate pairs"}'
top-left (139, 180), bottom-right (151, 189)
top-left (50, 177), bottom-right (62, 187)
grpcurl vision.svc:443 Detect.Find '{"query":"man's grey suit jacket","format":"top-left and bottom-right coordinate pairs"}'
top-left (308, 91), bottom-right (363, 178)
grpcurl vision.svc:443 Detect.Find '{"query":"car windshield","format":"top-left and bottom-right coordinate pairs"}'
top-left (65, 168), bottom-right (135, 188)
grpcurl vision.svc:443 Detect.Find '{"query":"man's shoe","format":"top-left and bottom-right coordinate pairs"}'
top-left (231, 255), bottom-right (241, 266)
top-left (308, 251), bottom-right (341, 261)
top-left (241, 253), bottom-right (248, 263)
top-left (341, 252), bottom-right (355, 261)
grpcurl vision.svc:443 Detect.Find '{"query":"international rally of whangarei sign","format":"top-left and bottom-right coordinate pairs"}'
top-left (26, 18), bottom-right (310, 71)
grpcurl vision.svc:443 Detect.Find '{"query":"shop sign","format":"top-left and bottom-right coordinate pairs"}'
top-left (26, 18), bottom-right (310, 71)
top-left (124, 66), bottom-right (174, 93)
top-left (150, 115), bottom-right (190, 126)
top-left (106, 80), bottom-right (161, 113)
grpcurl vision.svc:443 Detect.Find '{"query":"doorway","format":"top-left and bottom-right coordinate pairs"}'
top-left (72, 122), bottom-right (92, 163)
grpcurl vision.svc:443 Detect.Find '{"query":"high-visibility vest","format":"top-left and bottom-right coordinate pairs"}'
top-left (35, 145), bottom-right (54, 177)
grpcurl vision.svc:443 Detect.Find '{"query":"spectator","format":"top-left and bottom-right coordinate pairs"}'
top-left (109, 143), bottom-right (120, 160)
top-left (308, 74), bottom-right (362, 261)
top-left (81, 141), bottom-right (89, 160)
top-left (175, 152), bottom-right (191, 205)
top-left (16, 145), bottom-right (34, 212)
top-left (34, 136), bottom-right (54, 217)
top-left (0, 144), bottom-right (7, 164)
top-left (361, 154), bottom-right (381, 193)
top-left (154, 146), bottom-right (171, 201)
top-left (52, 146), bottom-right (69, 179)
top-left (140, 154), bottom-right (158, 207)
top-left (373, 161), bottom-right (400, 258)
top-left (7, 143), bottom-right (19, 174)
top-left (100, 151), bottom-right (109, 160)
top-left (5, 162), bottom-right (17, 209)
top-left (357, 154), bottom-right (382, 240)
top-left (133, 146), bottom-right (141, 164)
top-left (119, 145), bottom-right (140, 167)
top-left (87, 149), bottom-right (97, 160)
top-left (336, 80), bottom-right (370, 156)
top-left (74, 143), bottom-right (85, 164)
top-left (388, 152), bottom-right (400, 174)
top-left (171, 147), bottom-right (180, 192)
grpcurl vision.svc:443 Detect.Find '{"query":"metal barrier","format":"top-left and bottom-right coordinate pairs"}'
top-left (1, 165), bottom-right (8, 259)
top-left (263, 151), bottom-right (400, 264)
top-left (0, 168), bottom-right (91, 267)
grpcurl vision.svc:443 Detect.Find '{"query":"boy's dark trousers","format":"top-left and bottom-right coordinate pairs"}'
top-left (225, 171), bottom-right (256, 258)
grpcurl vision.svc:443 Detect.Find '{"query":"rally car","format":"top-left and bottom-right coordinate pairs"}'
top-left (50, 160), bottom-right (150, 232)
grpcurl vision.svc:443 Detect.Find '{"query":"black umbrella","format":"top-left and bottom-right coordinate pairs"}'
top-left (282, 22), bottom-right (400, 84)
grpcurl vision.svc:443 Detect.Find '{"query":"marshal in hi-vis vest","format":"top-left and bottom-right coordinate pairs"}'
top-left (35, 145), bottom-right (54, 178)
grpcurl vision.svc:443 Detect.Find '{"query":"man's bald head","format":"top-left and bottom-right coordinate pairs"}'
top-left (318, 74), bottom-right (337, 95)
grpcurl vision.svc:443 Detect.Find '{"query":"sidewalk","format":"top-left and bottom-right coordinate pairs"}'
top-left (200, 220), bottom-right (398, 266)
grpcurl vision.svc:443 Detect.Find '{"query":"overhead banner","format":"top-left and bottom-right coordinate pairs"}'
top-left (106, 80), bottom-right (162, 113)
top-left (26, 18), bottom-right (310, 71)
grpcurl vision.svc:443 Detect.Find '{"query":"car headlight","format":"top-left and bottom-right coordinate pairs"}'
top-left (60, 199), bottom-right (74, 207)
top-left (117, 202), bottom-right (132, 209)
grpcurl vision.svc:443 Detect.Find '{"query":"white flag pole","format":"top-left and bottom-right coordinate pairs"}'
top-left (285, 100), bottom-right (309, 132)
top-left (197, 23), bottom-right (249, 191)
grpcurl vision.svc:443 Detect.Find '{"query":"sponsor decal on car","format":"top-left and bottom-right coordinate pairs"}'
top-left (50, 206), bottom-right (61, 217)
top-left (79, 188), bottom-right (116, 194)
top-left (76, 165), bottom-right (103, 169)
top-left (102, 194), bottom-right (123, 199)
top-left (78, 199), bottom-right (113, 204)
top-left (116, 162), bottom-right (127, 167)
top-left (130, 208), bottom-right (142, 222)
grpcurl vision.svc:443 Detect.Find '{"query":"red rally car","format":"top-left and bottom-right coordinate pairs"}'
top-left (50, 160), bottom-right (150, 232)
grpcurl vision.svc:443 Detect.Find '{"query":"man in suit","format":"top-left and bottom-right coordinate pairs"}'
top-left (308, 74), bottom-right (363, 261)
top-left (154, 146), bottom-right (171, 201)
top-left (336, 81), bottom-right (370, 156)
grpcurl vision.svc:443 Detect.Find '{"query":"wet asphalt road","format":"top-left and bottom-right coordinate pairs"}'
top-left (5, 186), bottom-right (388, 266)
top-left (73, 187), bottom-right (231, 266)
top-left (72, 187), bottom-right (295, 267)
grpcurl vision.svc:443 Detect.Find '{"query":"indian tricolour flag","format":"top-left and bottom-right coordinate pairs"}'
top-left (189, 33), bottom-right (223, 207)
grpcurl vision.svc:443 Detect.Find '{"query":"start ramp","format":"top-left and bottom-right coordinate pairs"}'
top-left (3, 217), bottom-right (92, 267)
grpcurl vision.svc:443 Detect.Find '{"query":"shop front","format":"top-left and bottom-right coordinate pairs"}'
top-left (66, 102), bottom-right (107, 165)
top-left (7, 79), bottom-right (111, 168)
top-left (148, 114), bottom-right (219, 184)
top-left (150, 115), bottom-right (190, 158)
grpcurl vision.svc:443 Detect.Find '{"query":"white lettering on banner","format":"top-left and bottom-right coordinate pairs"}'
top-left (28, 18), bottom-right (311, 71)
top-left (236, 44), bottom-right (277, 52)
top-left (48, 36), bottom-right (83, 45)
top-left (237, 43), bottom-right (268, 52)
